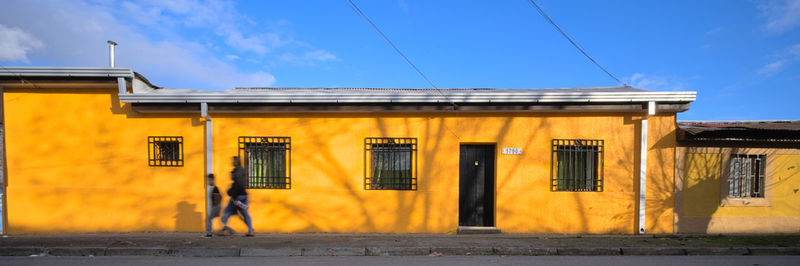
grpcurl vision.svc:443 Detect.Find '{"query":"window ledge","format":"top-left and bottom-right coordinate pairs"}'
top-left (720, 198), bottom-right (771, 207)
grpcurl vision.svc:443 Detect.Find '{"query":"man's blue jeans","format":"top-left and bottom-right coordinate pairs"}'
top-left (221, 195), bottom-right (254, 232)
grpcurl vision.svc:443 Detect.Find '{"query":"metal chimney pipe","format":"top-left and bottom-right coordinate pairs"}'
top-left (107, 40), bottom-right (117, 68)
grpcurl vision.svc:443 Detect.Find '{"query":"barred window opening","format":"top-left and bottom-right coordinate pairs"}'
top-left (148, 136), bottom-right (183, 166)
top-left (551, 139), bottom-right (604, 192)
top-left (238, 137), bottom-right (291, 189)
top-left (729, 154), bottom-right (766, 198)
top-left (365, 138), bottom-right (417, 190)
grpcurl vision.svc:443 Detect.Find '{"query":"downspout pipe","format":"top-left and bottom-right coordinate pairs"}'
top-left (202, 102), bottom-right (214, 236)
top-left (638, 101), bottom-right (655, 234)
top-left (107, 41), bottom-right (127, 95)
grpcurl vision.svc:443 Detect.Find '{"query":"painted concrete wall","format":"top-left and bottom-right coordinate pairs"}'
top-left (210, 113), bottom-right (676, 234)
top-left (676, 147), bottom-right (800, 233)
top-left (3, 88), bottom-right (678, 234)
top-left (3, 88), bottom-right (205, 234)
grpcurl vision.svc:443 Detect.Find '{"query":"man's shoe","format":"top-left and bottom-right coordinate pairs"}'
top-left (204, 233), bottom-right (212, 238)
top-left (246, 230), bottom-right (255, 237)
top-left (220, 226), bottom-right (234, 236)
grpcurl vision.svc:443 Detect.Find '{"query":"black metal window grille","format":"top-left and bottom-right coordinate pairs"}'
top-left (148, 136), bottom-right (183, 166)
top-left (551, 139), bottom-right (604, 192)
top-left (364, 138), bottom-right (417, 190)
top-left (729, 154), bottom-right (766, 198)
top-left (238, 137), bottom-right (291, 189)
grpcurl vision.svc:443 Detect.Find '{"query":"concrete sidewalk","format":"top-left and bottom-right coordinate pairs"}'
top-left (1, 233), bottom-right (799, 257)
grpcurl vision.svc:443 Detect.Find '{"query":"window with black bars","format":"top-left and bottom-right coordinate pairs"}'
top-left (551, 139), bottom-right (604, 192)
top-left (238, 137), bottom-right (291, 189)
top-left (148, 136), bottom-right (183, 166)
top-left (729, 154), bottom-right (766, 198)
top-left (364, 137), bottom-right (417, 190)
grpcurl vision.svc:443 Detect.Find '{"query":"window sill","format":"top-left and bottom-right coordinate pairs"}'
top-left (720, 198), bottom-right (771, 207)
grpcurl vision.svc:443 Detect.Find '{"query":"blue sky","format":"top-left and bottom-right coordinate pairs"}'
top-left (0, 0), bottom-right (798, 120)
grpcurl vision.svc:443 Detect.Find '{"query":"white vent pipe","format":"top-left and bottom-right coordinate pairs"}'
top-left (107, 40), bottom-right (117, 68)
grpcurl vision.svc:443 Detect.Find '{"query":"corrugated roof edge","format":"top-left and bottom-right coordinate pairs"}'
top-left (0, 67), bottom-right (133, 78)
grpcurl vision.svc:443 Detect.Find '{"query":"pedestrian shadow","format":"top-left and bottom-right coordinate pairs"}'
top-left (175, 201), bottom-right (202, 231)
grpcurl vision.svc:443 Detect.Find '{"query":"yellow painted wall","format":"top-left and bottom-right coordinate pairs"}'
top-left (210, 113), bottom-right (677, 234)
top-left (2, 87), bottom-right (679, 234)
top-left (3, 88), bottom-right (205, 233)
top-left (679, 148), bottom-right (800, 233)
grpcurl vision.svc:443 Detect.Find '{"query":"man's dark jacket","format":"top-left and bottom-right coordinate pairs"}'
top-left (228, 165), bottom-right (247, 198)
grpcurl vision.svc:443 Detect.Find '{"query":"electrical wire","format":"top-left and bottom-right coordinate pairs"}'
top-left (345, 0), bottom-right (457, 106)
top-left (0, 64), bottom-right (42, 89)
top-left (525, 0), bottom-right (628, 86)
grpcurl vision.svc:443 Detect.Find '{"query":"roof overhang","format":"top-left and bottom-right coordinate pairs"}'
top-left (0, 67), bottom-right (133, 89)
top-left (0, 67), bottom-right (132, 78)
top-left (122, 90), bottom-right (696, 113)
top-left (118, 91), bottom-right (696, 104)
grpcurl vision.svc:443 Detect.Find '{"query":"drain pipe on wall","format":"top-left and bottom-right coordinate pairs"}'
top-left (202, 102), bottom-right (214, 235)
top-left (107, 40), bottom-right (127, 95)
top-left (638, 101), bottom-right (655, 234)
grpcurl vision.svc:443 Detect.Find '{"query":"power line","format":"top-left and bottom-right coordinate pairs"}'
top-left (0, 64), bottom-right (42, 89)
top-left (525, 0), bottom-right (628, 86)
top-left (345, 0), bottom-right (451, 99)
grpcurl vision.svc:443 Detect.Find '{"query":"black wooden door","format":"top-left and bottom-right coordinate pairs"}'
top-left (459, 144), bottom-right (495, 226)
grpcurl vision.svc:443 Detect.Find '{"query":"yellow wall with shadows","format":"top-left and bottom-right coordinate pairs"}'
top-left (210, 113), bottom-right (677, 234)
top-left (3, 88), bottom-right (205, 233)
top-left (679, 148), bottom-right (800, 233)
top-left (2, 87), bottom-right (679, 234)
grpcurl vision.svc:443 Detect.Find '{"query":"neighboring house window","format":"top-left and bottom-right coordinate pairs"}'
top-left (238, 137), bottom-right (291, 189)
top-left (728, 154), bottom-right (766, 198)
top-left (551, 139), bottom-right (604, 192)
top-left (364, 137), bottom-right (417, 190)
top-left (148, 136), bottom-right (183, 166)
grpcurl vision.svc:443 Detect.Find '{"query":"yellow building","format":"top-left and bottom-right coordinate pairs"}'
top-left (675, 121), bottom-right (800, 233)
top-left (1, 67), bottom-right (697, 235)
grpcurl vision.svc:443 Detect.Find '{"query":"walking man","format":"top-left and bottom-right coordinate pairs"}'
top-left (221, 156), bottom-right (255, 236)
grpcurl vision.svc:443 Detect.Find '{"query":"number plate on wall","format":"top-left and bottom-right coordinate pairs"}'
top-left (502, 148), bottom-right (522, 155)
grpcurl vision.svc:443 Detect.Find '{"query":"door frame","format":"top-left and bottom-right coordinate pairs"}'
top-left (458, 143), bottom-right (497, 227)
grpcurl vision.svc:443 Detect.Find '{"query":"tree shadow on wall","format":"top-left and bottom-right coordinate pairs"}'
top-left (175, 201), bottom-right (201, 231)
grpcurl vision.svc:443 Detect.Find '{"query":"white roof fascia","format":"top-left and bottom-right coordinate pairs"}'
top-left (118, 91), bottom-right (697, 104)
top-left (0, 67), bottom-right (133, 78)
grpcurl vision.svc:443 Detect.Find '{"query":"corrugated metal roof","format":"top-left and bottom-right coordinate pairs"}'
top-left (0, 67), bottom-right (698, 106)
top-left (230, 86), bottom-right (649, 94)
top-left (678, 121), bottom-right (800, 135)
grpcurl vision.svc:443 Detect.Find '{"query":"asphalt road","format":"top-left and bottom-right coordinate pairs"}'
top-left (1, 256), bottom-right (798, 266)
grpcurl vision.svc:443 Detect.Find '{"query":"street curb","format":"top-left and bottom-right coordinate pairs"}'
top-left (302, 247), bottom-right (366, 256)
top-left (684, 247), bottom-right (749, 256)
top-left (169, 247), bottom-right (240, 257)
top-left (0, 247), bottom-right (45, 256)
top-left (557, 247), bottom-right (621, 256)
top-left (748, 247), bottom-right (800, 255)
top-left (620, 247), bottom-right (686, 256)
top-left (47, 247), bottom-right (105, 256)
top-left (105, 247), bottom-right (169, 256)
top-left (1, 246), bottom-right (799, 257)
top-left (366, 247), bottom-right (430, 256)
top-left (240, 247), bottom-right (302, 257)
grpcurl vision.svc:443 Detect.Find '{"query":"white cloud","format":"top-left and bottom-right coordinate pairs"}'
top-left (398, 0), bottom-right (410, 12)
top-left (624, 73), bottom-right (685, 91)
top-left (758, 0), bottom-right (800, 33)
top-left (0, 0), bottom-right (344, 89)
top-left (758, 43), bottom-right (800, 77)
top-left (758, 60), bottom-right (785, 76)
top-left (304, 50), bottom-right (338, 61)
top-left (0, 24), bottom-right (43, 62)
top-left (125, 0), bottom-right (285, 55)
top-left (276, 49), bottom-right (339, 66)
